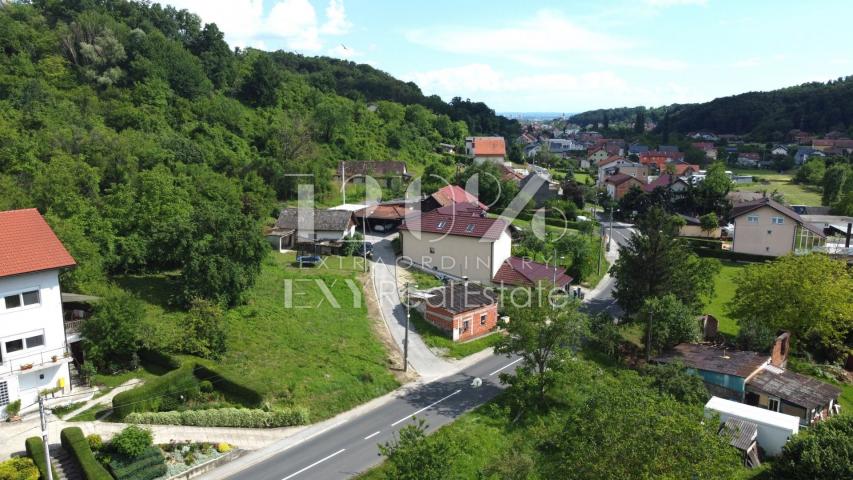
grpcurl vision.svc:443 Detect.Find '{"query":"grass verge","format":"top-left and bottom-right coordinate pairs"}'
top-left (409, 310), bottom-right (502, 359)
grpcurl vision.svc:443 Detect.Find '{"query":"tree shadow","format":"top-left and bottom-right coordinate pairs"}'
top-left (113, 272), bottom-right (182, 312)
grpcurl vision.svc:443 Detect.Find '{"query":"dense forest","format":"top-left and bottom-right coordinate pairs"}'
top-left (569, 105), bottom-right (673, 128)
top-left (0, 0), bottom-right (515, 304)
top-left (571, 77), bottom-right (853, 140)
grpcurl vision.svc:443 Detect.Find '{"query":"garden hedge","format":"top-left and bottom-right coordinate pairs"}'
top-left (688, 244), bottom-right (770, 263)
top-left (193, 364), bottom-right (263, 407)
top-left (0, 456), bottom-right (39, 480)
top-left (59, 427), bottom-right (112, 480)
top-left (137, 349), bottom-right (181, 372)
top-left (125, 407), bottom-right (309, 428)
top-left (24, 436), bottom-right (58, 480)
top-left (108, 447), bottom-right (166, 480)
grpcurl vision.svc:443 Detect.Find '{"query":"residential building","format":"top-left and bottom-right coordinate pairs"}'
top-left (638, 150), bottom-right (685, 173)
top-left (678, 214), bottom-right (721, 238)
top-left (705, 397), bottom-right (799, 457)
top-left (689, 131), bottom-right (720, 141)
top-left (597, 159), bottom-right (647, 186)
top-left (657, 333), bottom-right (841, 427)
top-left (423, 283), bottom-right (498, 342)
top-left (605, 173), bottom-right (644, 200)
top-left (334, 161), bottom-right (410, 189)
top-left (422, 185), bottom-right (488, 213)
top-left (466, 136), bottom-right (507, 164)
top-left (0, 209), bottom-right (77, 417)
top-left (812, 138), bottom-right (853, 153)
top-left (770, 145), bottom-right (789, 156)
top-left (642, 174), bottom-right (689, 195)
top-left (546, 138), bottom-right (583, 155)
top-left (354, 202), bottom-right (412, 232)
top-left (658, 145), bottom-right (679, 153)
top-left (267, 208), bottom-right (356, 251)
top-left (587, 146), bottom-right (609, 166)
top-left (692, 142), bottom-right (718, 160)
top-left (794, 147), bottom-right (826, 165)
top-left (627, 144), bottom-right (649, 156)
top-left (400, 204), bottom-right (512, 284)
top-left (519, 173), bottom-right (561, 207)
top-left (736, 152), bottom-right (761, 167)
top-left (729, 198), bottom-right (826, 256)
top-left (492, 256), bottom-right (572, 289)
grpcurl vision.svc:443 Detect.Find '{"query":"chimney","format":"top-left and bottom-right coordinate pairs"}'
top-left (770, 332), bottom-right (791, 368)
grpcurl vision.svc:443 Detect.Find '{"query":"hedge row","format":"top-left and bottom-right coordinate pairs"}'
top-left (59, 427), bottom-right (112, 480)
top-left (689, 245), bottom-right (770, 263)
top-left (108, 447), bottom-right (166, 480)
top-left (511, 211), bottom-right (594, 231)
top-left (193, 364), bottom-right (263, 407)
top-left (125, 407), bottom-right (309, 428)
top-left (24, 437), bottom-right (57, 480)
top-left (112, 363), bottom-right (197, 419)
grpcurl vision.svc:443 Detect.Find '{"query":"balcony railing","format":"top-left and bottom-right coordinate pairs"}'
top-left (0, 345), bottom-right (71, 377)
top-left (65, 319), bottom-right (86, 335)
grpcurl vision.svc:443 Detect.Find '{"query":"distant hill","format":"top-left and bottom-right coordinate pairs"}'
top-left (571, 77), bottom-right (853, 140)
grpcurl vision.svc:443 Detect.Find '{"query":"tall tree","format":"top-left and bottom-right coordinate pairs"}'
top-left (640, 294), bottom-right (700, 356)
top-left (378, 419), bottom-right (456, 480)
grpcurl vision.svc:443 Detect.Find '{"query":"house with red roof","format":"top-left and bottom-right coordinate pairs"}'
top-left (605, 173), bottom-right (644, 200)
top-left (465, 136), bottom-right (506, 164)
top-left (400, 205), bottom-right (511, 283)
top-left (642, 174), bottom-right (690, 195)
top-left (0, 209), bottom-right (77, 416)
top-left (638, 150), bottom-right (686, 173)
top-left (422, 185), bottom-right (489, 213)
top-left (423, 283), bottom-right (499, 342)
top-left (493, 256), bottom-right (572, 289)
top-left (691, 142), bottom-right (718, 160)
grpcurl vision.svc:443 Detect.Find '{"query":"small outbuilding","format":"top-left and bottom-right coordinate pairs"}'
top-left (423, 283), bottom-right (498, 342)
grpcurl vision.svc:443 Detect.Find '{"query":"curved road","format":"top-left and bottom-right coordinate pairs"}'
top-left (206, 222), bottom-right (635, 480)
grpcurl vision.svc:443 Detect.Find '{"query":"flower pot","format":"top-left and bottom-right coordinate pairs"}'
top-left (52, 356), bottom-right (59, 362)
top-left (20, 364), bottom-right (33, 371)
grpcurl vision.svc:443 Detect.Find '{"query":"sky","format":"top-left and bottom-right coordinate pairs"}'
top-left (163, 0), bottom-right (853, 113)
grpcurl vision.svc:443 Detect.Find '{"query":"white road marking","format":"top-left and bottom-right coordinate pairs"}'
top-left (281, 449), bottom-right (346, 480)
top-left (489, 358), bottom-right (523, 376)
top-left (391, 389), bottom-right (462, 426)
top-left (363, 431), bottom-right (381, 440)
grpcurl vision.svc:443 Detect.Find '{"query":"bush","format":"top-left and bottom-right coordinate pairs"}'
top-left (4, 399), bottom-right (21, 418)
top-left (180, 298), bottom-right (227, 360)
top-left (216, 443), bottom-right (232, 453)
top-left (112, 363), bottom-right (197, 419)
top-left (59, 427), bottom-right (112, 480)
top-left (772, 414), bottom-right (853, 479)
top-left (87, 434), bottom-right (103, 452)
top-left (82, 289), bottom-right (144, 373)
top-left (0, 457), bottom-right (39, 480)
top-left (125, 407), bottom-right (309, 428)
top-left (24, 437), bottom-right (56, 480)
top-left (110, 425), bottom-right (153, 458)
top-left (193, 364), bottom-right (263, 407)
top-left (108, 447), bottom-right (166, 480)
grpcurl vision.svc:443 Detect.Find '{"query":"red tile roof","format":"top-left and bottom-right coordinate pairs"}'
top-left (400, 210), bottom-right (507, 241)
top-left (642, 174), bottom-right (687, 192)
top-left (729, 198), bottom-right (825, 237)
top-left (471, 137), bottom-right (506, 156)
top-left (0, 209), bottom-right (76, 278)
top-left (671, 163), bottom-right (700, 175)
top-left (493, 256), bottom-right (572, 288)
top-left (430, 185), bottom-right (488, 211)
top-left (605, 173), bottom-right (643, 186)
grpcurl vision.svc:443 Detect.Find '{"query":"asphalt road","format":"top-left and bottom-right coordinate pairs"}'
top-left (222, 353), bottom-right (522, 480)
top-left (581, 219), bottom-right (635, 318)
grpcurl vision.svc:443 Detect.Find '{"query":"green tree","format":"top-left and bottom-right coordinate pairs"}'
top-left (772, 414), bottom-right (853, 480)
top-left (457, 162), bottom-right (519, 210)
top-left (822, 163), bottom-right (851, 206)
top-left (696, 162), bottom-right (731, 215)
top-left (795, 158), bottom-right (826, 185)
top-left (728, 254), bottom-right (853, 361)
top-left (496, 291), bottom-right (589, 411)
top-left (82, 289), bottom-right (144, 373)
top-left (239, 54), bottom-right (283, 107)
top-left (180, 298), bottom-right (227, 359)
top-left (378, 419), bottom-right (456, 480)
top-left (699, 212), bottom-right (718, 237)
top-left (640, 294), bottom-right (700, 355)
top-left (642, 361), bottom-right (709, 405)
top-left (831, 190), bottom-right (853, 215)
top-left (612, 207), bottom-right (719, 315)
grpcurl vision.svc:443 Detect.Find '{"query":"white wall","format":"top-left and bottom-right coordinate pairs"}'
top-left (401, 230), bottom-right (505, 283)
top-left (491, 230), bottom-right (512, 278)
top-left (0, 269), bottom-right (70, 414)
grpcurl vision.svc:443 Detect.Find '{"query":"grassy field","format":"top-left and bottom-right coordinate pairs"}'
top-left (703, 260), bottom-right (751, 337)
top-left (573, 171), bottom-right (592, 184)
top-left (732, 169), bottom-right (822, 205)
top-left (403, 267), bottom-right (445, 289)
top-left (409, 310), bottom-right (502, 359)
top-left (114, 252), bottom-right (399, 421)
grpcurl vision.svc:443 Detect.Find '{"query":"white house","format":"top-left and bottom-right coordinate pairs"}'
top-left (465, 136), bottom-right (506, 164)
top-left (267, 208), bottom-right (356, 251)
top-left (399, 204), bottom-right (511, 284)
top-left (0, 209), bottom-right (77, 417)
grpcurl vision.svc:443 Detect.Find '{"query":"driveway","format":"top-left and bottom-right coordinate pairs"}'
top-left (365, 231), bottom-right (454, 379)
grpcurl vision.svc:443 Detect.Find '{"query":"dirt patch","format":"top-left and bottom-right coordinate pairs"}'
top-left (361, 272), bottom-right (417, 384)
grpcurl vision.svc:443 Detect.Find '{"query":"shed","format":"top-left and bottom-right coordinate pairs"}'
top-left (705, 396), bottom-right (799, 457)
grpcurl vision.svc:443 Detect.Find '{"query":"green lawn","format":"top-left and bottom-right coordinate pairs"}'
top-left (114, 252), bottom-right (399, 421)
top-left (732, 169), bottom-right (822, 205)
top-left (704, 260), bottom-right (751, 337)
top-left (403, 267), bottom-right (444, 289)
top-left (409, 310), bottom-right (502, 359)
top-left (573, 172), bottom-right (592, 184)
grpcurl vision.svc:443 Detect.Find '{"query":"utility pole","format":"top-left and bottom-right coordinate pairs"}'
top-left (403, 282), bottom-right (410, 372)
top-left (39, 396), bottom-right (54, 480)
top-left (553, 247), bottom-right (558, 284)
top-left (606, 203), bottom-right (614, 252)
top-left (646, 308), bottom-right (653, 363)
top-left (362, 207), bottom-right (368, 273)
top-left (341, 161), bottom-right (346, 205)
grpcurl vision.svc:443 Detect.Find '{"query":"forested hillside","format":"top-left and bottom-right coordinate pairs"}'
top-left (571, 77), bottom-right (853, 140)
top-left (0, 0), bottom-right (512, 303)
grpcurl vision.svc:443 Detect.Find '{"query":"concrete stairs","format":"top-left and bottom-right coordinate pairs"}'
top-left (49, 444), bottom-right (83, 480)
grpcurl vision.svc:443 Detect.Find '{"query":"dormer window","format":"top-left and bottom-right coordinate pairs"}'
top-left (466, 224), bottom-right (475, 233)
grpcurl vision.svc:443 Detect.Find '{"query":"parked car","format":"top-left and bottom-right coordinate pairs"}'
top-left (296, 255), bottom-right (322, 267)
top-left (355, 242), bottom-right (374, 258)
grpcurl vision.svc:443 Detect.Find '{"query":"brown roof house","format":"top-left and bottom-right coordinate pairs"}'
top-left (335, 161), bottom-right (410, 189)
top-left (422, 185), bottom-right (488, 212)
top-left (605, 173), bottom-right (644, 200)
top-left (267, 208), bottom-right (356, 252)
top-left (729, 198), bottom-right (826, 257)
top-left (656, 333), bottom-right (842, 426)
top-left (493, 256), bottom-right (572, 289)
top-left (466, 136), bottom-right (506, 164)
top-left (423, 283), bottom-right (499, 342)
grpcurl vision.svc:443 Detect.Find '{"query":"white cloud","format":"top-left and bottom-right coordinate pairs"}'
top-left (405, 10), bottom-right (630, 55)
top-left (163, 0), bottom-right (351, 51)
top-left (328, 43), bottom-right (360, 59)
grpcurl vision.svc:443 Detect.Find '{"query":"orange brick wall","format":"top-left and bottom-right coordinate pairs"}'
top-left (425, 304), bottom-right (498, 342)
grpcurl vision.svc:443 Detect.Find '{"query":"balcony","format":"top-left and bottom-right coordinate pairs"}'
top-left (0, 345), bottom-right (71, 378)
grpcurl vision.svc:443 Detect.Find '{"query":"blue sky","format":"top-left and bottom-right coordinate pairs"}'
top-left (164, 0), bottom-right (853, 112)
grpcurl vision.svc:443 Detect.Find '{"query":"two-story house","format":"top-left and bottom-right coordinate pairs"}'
top-left (466, 136), bottom-right (506, 165)
top-left (729, 198), bottom-right (826, 257)
top-left (1, 209), bottom-right (77, 417)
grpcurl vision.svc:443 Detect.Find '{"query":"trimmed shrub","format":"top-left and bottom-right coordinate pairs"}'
top-left (112, 363), bottom-right (197, 419)
top-left (125, 407), bottom-right (309, 428)
top-left (59, 427), bottom-right (112, 480)
top-left (108, 447), bottom-right (166, 480)
top-left (86, 434), bottom-right (103, 452)
top-left (0, 456), bottom-right (39, 480)
top-left (110, 425), bottom-right (153, 458)
top-left (193, 364), bottom-right (263, 407)
top-left (24, 437), bottom-right (57, 480)
top-left (216, 443), bottom-right (232, 453)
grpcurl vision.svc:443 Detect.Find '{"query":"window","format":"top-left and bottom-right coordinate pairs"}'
top-left (462, 320), bottom-right (470, 332)
top-left (480, 313), bottom-right (487, 326)
top-left (21, 290), bottom-right (39, 306)
top-left (768, 397), bottom-right (781, 412)
top-left (747, 215), bottom-right (759, 224)
top-left (3, 295), bottom-right (21, 310)
top-left (429, 247), bottom-right (435, 254)
top-left (772, 216), bottom-right (784, 225)
top-left (466, 224), bottom-right (475, 233)
top-left (5, 339), bottom-right (23, 354)
top-left (25, 335), bottom-right (44, 348)
top-left (0, 381), bottom-right (8, 407)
